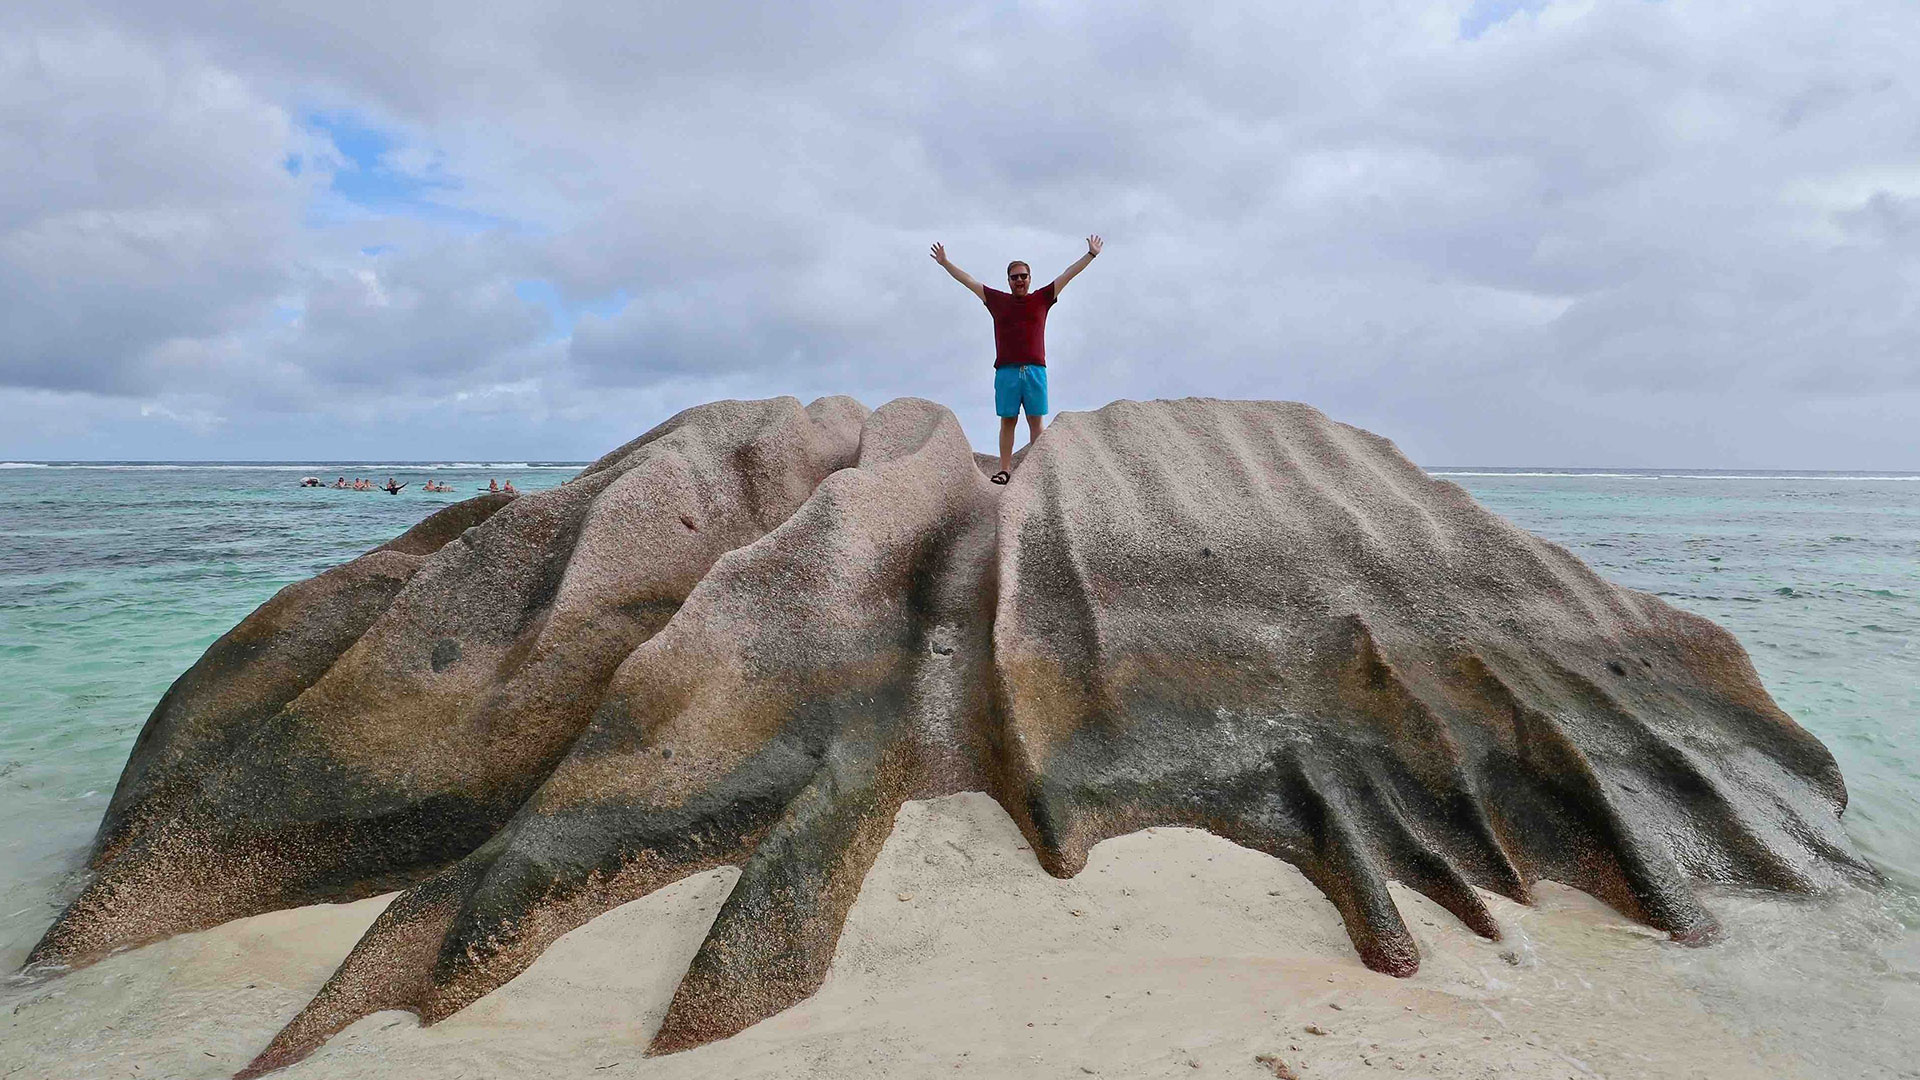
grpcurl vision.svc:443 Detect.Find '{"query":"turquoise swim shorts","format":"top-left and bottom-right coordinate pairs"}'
top-left (994, 364), bottom-right (1048, 418)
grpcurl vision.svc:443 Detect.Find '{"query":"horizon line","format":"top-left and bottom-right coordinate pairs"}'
top-left (5, 460), bottom-right (1920, 478)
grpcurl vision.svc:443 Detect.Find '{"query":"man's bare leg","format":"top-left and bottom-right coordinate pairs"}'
top-left (1027, 413), bottom-right (1044, 451)
top-left (999, 417), bottom-right (1017, 475)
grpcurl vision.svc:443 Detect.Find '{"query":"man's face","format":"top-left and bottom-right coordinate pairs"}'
top-left (1008, 266), bottom-right (1030, 296)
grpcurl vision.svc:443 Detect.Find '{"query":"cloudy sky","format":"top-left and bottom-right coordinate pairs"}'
top-left (3, 0), bottom-right (1917, 466)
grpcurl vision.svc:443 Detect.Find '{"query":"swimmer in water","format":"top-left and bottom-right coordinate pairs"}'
top-left (502, 480), bottom-right (518, 496)
top-left (488, 478), bottom-right (500, 493)
top-left (383, 477), bottom-right (407, 495)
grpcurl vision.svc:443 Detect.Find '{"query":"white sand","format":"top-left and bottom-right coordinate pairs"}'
top-left (0, 793), bottom-right (1891, 1079)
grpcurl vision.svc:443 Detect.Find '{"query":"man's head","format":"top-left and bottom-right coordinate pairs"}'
top-left (1007, 261), bottom-right (1031, 296)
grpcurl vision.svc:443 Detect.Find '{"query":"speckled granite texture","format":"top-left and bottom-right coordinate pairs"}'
top-left (23, 396), bottom-right (1871, 1077)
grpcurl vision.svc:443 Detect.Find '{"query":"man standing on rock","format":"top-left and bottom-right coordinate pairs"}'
top-left (931, 235), bottom-right (1102, 484)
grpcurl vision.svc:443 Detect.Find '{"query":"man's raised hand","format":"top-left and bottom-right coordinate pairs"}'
top-left (933, 243), bottom-right (986, 298)
top-left (1049, 236), bottom-right (1104, 296)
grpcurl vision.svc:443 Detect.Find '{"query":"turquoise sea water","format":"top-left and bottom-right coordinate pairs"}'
top-left (0, 462), bottom-right (577, 967)
top-left (0, 461), bottom-right (1916, 1062)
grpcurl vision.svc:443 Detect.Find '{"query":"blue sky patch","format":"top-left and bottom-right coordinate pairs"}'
top-left (298, 110), bottom-right (508, 231)
top-left (1459, 0), bottom-right (1551, 39)
top-left (515, 280), bottom-right (631, 341)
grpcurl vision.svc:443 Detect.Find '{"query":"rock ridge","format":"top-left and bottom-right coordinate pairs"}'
top-left (21, 395), bottom-right (1871, 1077)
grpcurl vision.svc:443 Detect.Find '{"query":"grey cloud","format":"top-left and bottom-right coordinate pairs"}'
top-left (1838, 191), bottom-right (1920, 246)
top-left (0, 25), bottom-right (304, 394)
top-left (272, 243), bottom-right (550, 388)
top-left (3, 1), bottom-right (1919, 466)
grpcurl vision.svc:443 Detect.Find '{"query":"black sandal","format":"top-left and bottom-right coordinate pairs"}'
top-left (990, 470), bottom-right (1010, 486)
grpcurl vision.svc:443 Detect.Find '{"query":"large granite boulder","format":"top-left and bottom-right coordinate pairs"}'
top-left (25, 397), bottom-right (1870, 1077)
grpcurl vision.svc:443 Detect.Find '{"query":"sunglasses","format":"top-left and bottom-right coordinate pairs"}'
top-left (1009, 273), bottom-right (1029, 280)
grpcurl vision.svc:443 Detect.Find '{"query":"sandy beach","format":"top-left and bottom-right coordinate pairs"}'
top-left (9, 792), bottom-right (1904, 1080)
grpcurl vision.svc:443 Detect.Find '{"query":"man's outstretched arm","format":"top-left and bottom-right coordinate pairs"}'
top-left (931, 242), bottom-right (986, 300)
top-left (1050, 234), bottom-right (1103, 296)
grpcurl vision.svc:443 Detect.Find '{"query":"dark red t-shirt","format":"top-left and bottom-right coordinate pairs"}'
top-left (982, 282), bottom-right (1057, 367)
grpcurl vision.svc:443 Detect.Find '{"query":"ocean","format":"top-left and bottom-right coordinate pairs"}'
top-left (0, 461), bottom-right (581, 969)
top-left (1, 461), bottom-right (1916, 1073)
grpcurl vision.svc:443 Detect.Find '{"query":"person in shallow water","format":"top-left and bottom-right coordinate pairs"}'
top-left (931, 235), bottom-right (1103, 484)
top-left (382, 477), bottom-right (407, 494)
